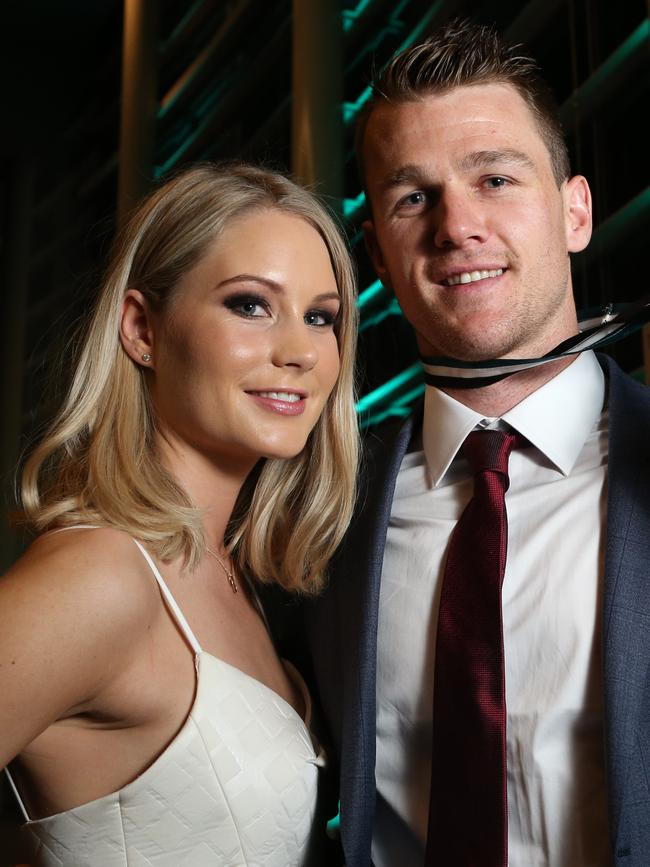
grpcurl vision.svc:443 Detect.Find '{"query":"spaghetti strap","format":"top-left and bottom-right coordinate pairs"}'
top-left (131, 539), bottom-right (202, 656)
top-left (49, 527), bottom-right (202, 655)
top-left (4, 766), bottom-right (30, 822)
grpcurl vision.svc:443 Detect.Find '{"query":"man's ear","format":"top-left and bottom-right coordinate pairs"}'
top-left (362, 219), bottom-right (392, 289)
top-left (564, 175), bottom-right (592, 254)
top-left (120, 289), bottom-right (156, 367)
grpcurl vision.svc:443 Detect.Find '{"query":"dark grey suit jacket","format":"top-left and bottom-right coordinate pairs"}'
top-left (302, 355), bottom-right (650, 867)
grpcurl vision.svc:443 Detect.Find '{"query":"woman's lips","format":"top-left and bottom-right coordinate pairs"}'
top-left (246, 390), bottom-right (307, 415)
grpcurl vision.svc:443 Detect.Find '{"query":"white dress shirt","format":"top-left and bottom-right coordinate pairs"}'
top-left (372, 351), bottom-right (610, 867)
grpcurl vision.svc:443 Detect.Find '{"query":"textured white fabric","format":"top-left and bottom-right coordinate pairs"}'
top-left (16, 538), bottom-right (324, 866)
top-left (373, 351), bottom-right (610, 867)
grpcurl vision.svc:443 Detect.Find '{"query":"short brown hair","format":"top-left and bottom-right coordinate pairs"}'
top-left (356, 18), bottom-right (570, 187)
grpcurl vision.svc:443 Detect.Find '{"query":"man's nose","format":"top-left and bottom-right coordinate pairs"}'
top-left (432, 188), bottom-right (488, 248)
top-left (271, 317), bottom-right (318, 370)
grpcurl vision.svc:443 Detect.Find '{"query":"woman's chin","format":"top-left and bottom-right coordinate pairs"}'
top-left (259, 440), bottom-right (308, 461)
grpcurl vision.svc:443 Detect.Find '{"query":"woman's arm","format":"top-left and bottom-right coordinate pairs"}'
top-left (0, 528), bottom-right (156, 770)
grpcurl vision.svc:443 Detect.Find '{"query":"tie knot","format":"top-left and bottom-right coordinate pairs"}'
top-left (462, 429), bottom-right (524, 476)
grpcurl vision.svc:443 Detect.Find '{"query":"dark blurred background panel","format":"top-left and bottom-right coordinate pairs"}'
top-left (1, 1), bottom-right (649, 852)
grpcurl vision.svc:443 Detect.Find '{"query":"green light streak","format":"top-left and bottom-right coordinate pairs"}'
top-left (342, 191), bottom-right (366, 218)
top-left (357, 279), bottom-right (386, 309)
top-left (583, 185), bottom-right (650, 264)
top-left (359, 297), bottom-right (402, 332)
top-left (559, 19), bottom-right (650, 130)
top-left (343, 0), bottom-right (445, 127)
top-left (155, 131), bottom-right (201, 177)
top-left (356, 362), bottom-right (423, 414)
top-left (395, 383), bottom-right (425, 406)
top-left (343, 86), bottom-right (372, 124)
top-left (342, 0), bottom-right (374, 32)
top-left (160, 0), bottom-right (206, 57)
top-left (360, 381), bottom-right (425, 427)
top-left (397, 0), bottom-right (444, 51)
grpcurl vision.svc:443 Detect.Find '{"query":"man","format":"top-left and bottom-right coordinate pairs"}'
top-left (305, 19), bottom-right (650, 867)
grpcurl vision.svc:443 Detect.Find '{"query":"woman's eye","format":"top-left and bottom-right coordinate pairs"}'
top-left (224, 295), bottom-right (269, 317)
top-left (305, 309), bottom-right (336, 327)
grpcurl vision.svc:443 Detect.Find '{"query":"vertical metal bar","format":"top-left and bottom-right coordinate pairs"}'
top-left (117, 0), bottom-right (159, 226)
top-left (0, 159), bottom-right (34, 570)
top-left (291, 0), bottom-right (343, 203)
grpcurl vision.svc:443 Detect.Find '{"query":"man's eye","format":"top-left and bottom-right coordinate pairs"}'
top-left (485, 176), bottom-right (509, 189)
top-left (402, 190), bottom-right (427, 206)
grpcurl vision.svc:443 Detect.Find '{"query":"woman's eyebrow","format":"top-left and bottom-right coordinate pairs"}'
top-left (215, 276), bottom-right (339, 304)
top-left (215, 274), bottom-right (282, 292)
top-left (312, 292), bottom-right (341, 303)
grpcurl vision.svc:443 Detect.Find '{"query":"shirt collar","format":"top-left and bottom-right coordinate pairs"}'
top-left (422, 350), bottom-right (605, 486)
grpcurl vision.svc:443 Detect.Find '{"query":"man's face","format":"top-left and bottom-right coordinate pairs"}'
top-left (362, 83), bottom-right (592, 360)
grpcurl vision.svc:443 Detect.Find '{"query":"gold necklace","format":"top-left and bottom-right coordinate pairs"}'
top-left (205, 546), bottom-right (238, 594)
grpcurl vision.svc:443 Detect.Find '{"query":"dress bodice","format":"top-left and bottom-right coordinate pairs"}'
top-left (10, 535), bottom-right (325, 866)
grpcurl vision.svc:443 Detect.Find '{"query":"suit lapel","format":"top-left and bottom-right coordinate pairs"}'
top-left (330, 409), bottom-right (419, 865)
top-left (601, 356), bottom-right (650, 842)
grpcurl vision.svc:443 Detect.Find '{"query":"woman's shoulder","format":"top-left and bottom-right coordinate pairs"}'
top-left (0, 528), bottom-right (171, 766)
top-left (3, 526), bottom-right (162, 645)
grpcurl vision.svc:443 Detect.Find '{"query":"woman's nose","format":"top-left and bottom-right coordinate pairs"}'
top-left (271, 317), bottom-right (318, 370)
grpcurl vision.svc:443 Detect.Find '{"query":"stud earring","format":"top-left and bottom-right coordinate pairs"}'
top-left (141, 353), bottom-right (152, 363)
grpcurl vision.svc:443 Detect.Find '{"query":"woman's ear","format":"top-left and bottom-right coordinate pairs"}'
top-left (120, 290), bottom-right (156, 367)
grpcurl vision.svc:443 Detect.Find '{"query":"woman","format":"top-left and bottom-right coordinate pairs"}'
top-left (0, 163), bottom-right (358, 866)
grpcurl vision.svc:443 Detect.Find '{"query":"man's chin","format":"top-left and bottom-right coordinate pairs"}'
top-left (416, 321), bottom-right (526, 361)
top-left (419, 340), bottom-right (520, 362)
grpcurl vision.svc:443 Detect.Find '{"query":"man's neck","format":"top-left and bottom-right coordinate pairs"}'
top-left (440, 355), bottom-right (576, 417)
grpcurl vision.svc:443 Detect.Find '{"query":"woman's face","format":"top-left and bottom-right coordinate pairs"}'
top-left (145, 209), bottom-right (342, 470)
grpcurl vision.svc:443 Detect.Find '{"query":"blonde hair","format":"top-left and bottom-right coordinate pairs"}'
top-left (19, 163), bottom-right (359, 594)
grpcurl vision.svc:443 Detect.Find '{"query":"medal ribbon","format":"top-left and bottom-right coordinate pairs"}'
top-left (420, 296), bottom-right (650, 389)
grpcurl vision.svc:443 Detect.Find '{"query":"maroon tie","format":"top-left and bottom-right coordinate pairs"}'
top-left (426, 429), bottom-right (523, 867)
